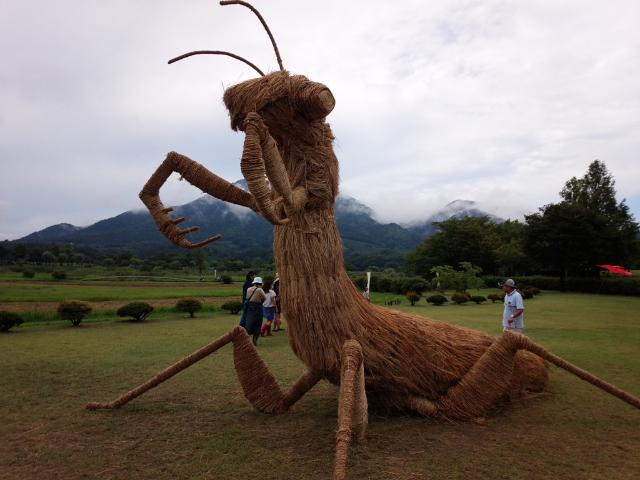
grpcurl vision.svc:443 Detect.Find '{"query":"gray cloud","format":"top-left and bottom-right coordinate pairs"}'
top-left (1, 0), bottom-right (639, 239)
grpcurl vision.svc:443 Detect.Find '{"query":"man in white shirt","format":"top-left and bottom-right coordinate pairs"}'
top-left (500, 279), bottom-right (524, 333)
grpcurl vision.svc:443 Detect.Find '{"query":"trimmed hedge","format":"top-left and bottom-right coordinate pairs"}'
top-left (482, 275), bottom-right (639, 296)
top-left (0, 311), bottom-right (24, 332)
top-left (352, 274), bottom-right (428, 295)
top-left (520, 288), bottom-right (535, 299)
top-left (426, 294), bottom-right (447, 306)
top-left (176, 298), bottom-right (203, 318)
top-left (469, 295), bottom-right (487, 304)
top-left (58, 301), bottom-right (92, 326)
top-left (487, 293), bottom-right (504, 303)
top-left (51, 271), bottom-right (67, 280)
top-left (406, 291), bottom-right (421, 306)
top-left (117, 302), bottom-right (154, 322)
top-left (221, 301), bottom-right (243, 314)
top-left (451, 292), bottom-right (471, 305)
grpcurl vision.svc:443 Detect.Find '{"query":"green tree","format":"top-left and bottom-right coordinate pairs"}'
top-left (28, 247), bottom-right (43, 263)
top-left (41, 251), bottom-right (57, 264)
top-left (492, 220), bottom-right (529, 275)
top-left (406, 291), bottom-right (421, 306)
top-left (493, 238), bottom-right (527, 275)
top-left (405, 217), bottom-right (501, 276)
top-left (560, 160), bottom-right (638, 266)
top-left (196, 250), bottom-right (207, 280)
top-left (57, 301), bottom-right (92, 327)
top-left (115, 251), bottom-right (134, 266)
top-left (561, 160), bottom-right (620, 215)
top-left (0, 242), bottom-right (9, 263)
top-left (430, 262), bottom-right (484, 292)
top-left (101, 256), bottom-right (115, 267)
top-left (57, 253), bottom-right (69, 265)
top-left (524, 161), bottom-right (638, 283)
top-left (13, 244), bottom-right (27, 260)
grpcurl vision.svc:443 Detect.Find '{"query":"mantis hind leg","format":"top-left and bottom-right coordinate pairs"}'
top-left (86, 326), bottom-right (321, 414)
top-left (409, 331), bottom-right (640, 420)
top-left (409, 331), bottom-right (534, 420)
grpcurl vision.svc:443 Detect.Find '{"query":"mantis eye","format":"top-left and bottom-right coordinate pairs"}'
top-left (294, 81), bottom-right (335, 120)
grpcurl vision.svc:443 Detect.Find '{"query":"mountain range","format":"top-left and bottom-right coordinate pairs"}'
top-left (15, 182), bottom-right (500, 269)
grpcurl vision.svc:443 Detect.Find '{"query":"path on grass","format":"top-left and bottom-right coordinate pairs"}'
top-left (0, 280), bottom-right (242, 304)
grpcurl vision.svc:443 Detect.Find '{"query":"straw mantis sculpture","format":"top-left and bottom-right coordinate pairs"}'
top-left (87, 2), bottom-right (640, 478)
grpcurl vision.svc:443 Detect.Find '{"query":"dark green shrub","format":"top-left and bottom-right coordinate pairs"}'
top-left (220, 275), bottom-right (233, 285)
top-left (405, 291), bottom-right (421, 306)
top-left (426, 294), bottom-right (447, 306)
top-left (520, 288), bottom-right (535, 299)
top-left (117, 302), bottom-right (154, 322)
top-left (140, 263), bottom-right (154, 272)
top-left (352, 276), bottom-right (366, 290)
top-left (470, 295), bottom-right (487, 304)
top-left (58, 301), bottom-right (92, 326)
top-left (51, 271), bottom-right (67, 280)
top-left (0, 311), bottom-right (24, 332)
top-left (22, 270), bottom-right (35, 278)
top-left (487, 293), bottom-right (504, 303)
top-left (351, 274), bottom-right (432, 295)
top-left (451, 292), bottom-right (470, 305)
top-left (398, 278), bottom-right (428, 295)
top-left (221, 301), bottom-right (243, 314)
top-left (482, 275), bottom-right (640, 296)
top-left (176, 298), bottom-right (203, 318)
top-left (376, 276), bottom-right (393, 293)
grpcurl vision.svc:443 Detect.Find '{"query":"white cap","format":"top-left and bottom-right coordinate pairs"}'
top-left (252, 276), bottom-right (263, 284)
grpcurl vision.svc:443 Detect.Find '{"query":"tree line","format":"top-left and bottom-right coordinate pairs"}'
top-left (405, 160), bottom-right (639, 281)
top-left (2, 160), bottom-right (637, 280)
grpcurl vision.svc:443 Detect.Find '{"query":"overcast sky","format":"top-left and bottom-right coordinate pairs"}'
top-left (1, 0), bottom-right (639, 240)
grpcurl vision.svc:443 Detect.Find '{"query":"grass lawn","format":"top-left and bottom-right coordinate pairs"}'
top-left (0, 281), bottom-right (241, 303)
top-left (1, 290), bottom-right (639, 479)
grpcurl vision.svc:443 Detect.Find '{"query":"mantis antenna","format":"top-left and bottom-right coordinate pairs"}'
top-left (168, 50), bottom-right (265, 76)
top-left (220, 0), bottom-right (284, 71)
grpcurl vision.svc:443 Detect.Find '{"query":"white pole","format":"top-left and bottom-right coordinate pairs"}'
top-left (365, 271), bottom-right (371, 301)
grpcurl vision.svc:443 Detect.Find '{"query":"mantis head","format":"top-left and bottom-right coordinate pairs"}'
top-left (169, 1), bottom-right (339, 217)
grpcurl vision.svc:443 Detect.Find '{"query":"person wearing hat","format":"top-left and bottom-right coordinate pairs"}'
top-left (244, 276), bottom-right (267, 345)
top-left (239, 271), bottom-right (256, 328)
top-left (272, 274), bottom-right (283, 332)
top-left (499, 279), bottom-right (524, 333)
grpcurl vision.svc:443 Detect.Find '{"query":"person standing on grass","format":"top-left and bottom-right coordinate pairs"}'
top-left (260, 281), bottom-right (277, 337)
top-left (239, 271), bottom-right (255, 328)
top-left (499, 278), bottom-right (524, 333)
top-left (272, 274), bottom-right (283, 332)
top-left (244, 276), bottom-right (266, 345)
